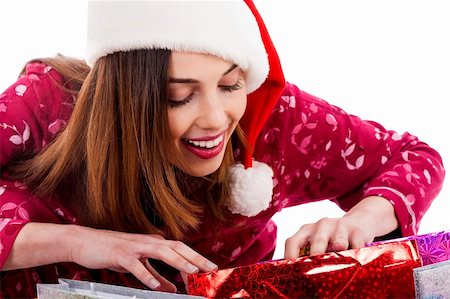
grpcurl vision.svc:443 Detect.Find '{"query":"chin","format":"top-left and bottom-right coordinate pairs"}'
top-left (187, 164), bottom-right (222, 177)
top-left (182, 157), bottom-right (223, 177)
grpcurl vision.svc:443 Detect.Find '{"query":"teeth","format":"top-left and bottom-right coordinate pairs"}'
top-left (187, 135), bottom-right (223, 149)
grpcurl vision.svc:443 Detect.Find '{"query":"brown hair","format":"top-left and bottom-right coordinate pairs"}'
top-left (14, 51), bottom-right (246, 239)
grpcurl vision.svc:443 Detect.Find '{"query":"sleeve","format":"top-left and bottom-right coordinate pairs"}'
top-left (0, 178), bottom-right (66, 268)
top-left (257, 82), bottom-right (445, 237)
top-left (0, 62), bottom-right (76, 268)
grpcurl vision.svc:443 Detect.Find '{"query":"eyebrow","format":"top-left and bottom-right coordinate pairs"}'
top-left (168, 64), bottom-right (238, 84)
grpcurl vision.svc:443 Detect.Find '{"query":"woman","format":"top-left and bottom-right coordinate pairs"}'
top-left (0, 1), bottom-right (444, 297)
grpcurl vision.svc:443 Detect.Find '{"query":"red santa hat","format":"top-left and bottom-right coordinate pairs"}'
top-left (86, 0), bottom-right (285, 217)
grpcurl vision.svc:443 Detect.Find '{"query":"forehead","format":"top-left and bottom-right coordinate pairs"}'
top-left (168, 51), bottom-right (236, 75)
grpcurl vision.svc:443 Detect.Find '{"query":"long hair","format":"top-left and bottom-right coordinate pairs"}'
top-left (14, 51), bottom-right (246, 239)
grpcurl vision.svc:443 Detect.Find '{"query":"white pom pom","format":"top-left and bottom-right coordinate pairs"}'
top-left (227, 160), bottom-right (274, 217)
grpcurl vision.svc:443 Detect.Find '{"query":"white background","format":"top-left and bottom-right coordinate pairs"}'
top-left (0, 1), bottom-right (449, 260)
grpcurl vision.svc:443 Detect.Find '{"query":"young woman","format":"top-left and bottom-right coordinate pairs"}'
top-left (0, 1), bottom-right (445, 297)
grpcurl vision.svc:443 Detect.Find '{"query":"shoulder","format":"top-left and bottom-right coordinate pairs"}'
top-left (16, 61), bottom-right (65, 88)
top-left (280, 82), bottom-right (334, 109)
top-left (264, 82), bottom-right (335, 124)
top-left (21, 61), bottom-right (66, 93)
top-left (254, 82), bottom-right (342, 160)
top-left (1, 61), bottom-right (67, 106)
top-left (0, 61), bottom-right (75, 164)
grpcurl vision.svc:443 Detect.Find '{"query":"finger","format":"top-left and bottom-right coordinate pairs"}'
top-left (148, 234), bottom-right (166, 240)
top-left (104, 233), bottom-right (216, 273)
top-left (309, 234), bottom-right (331, 255)
top-left (144, 242), bottom-right (215, 275)
top-left (284, 225), bottom-right (312, 259)
top-left (180, 272), bottom-right (189, 293)
top-left (107, 266), bottom-right (128, 273)
top-left (309, 219), bottom-right (334, 255)
top-left (105, 231), bottom-right (166, 243)
top-left (349, 229), bottom-right (366, 249)
top-left (144, 259), bottom-right (177, 293)
top-left (331, 225), bottom-right (349, 252)
top-left (118, 256), bottom-right (162, 290)
top-left (167, 240), bottom-right (218, 273)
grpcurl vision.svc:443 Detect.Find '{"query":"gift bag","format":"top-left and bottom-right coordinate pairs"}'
top-left (188, 241), bottom-right (421, 298)
top-left (37, 279), bottom-right (204, 299)
top-left (414, 259), bottom-right (450, 299)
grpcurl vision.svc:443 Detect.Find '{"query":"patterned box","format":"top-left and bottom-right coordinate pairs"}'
top-left (368, 230), bottom-right (450, 265)
top-left (188, 241), bottom-right (420, 298)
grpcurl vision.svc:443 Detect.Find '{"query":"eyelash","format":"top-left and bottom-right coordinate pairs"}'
top-left (168, 95), bottom-right (193, 108)
top-left (168, 79), bottom-right (244, 108)
top-left (219, 78), bottom-right (244, 93)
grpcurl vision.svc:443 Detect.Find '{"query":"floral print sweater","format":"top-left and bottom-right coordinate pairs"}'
top-left (0, 62), bottom-right (445, 297)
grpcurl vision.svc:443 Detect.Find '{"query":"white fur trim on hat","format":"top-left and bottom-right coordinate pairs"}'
top-left (86, 1), bottom-right (269, 94)
top-left (227, 160), bottom-right (274, 217)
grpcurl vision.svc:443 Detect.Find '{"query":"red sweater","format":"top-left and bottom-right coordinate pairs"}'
top-left (0, 62), bottom-right (444, 297)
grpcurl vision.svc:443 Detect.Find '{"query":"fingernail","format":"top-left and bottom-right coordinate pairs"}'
top-left (186, 263), bottom-right (199, 273)
top-left (206, 261), bottom-right (218, 271)
top-left (149, 278), bottom-right (161, 289)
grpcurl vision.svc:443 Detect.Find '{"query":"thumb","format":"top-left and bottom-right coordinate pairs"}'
top-left (180, 272), bottom-right (189, 293)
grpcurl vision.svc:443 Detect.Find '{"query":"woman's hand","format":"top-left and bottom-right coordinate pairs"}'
top-left (284, 196), bottom-right (399, 258)
top-left (68, 226), bottom-right (218, 292)
top-left (3, 222), bottom-right (217, 293)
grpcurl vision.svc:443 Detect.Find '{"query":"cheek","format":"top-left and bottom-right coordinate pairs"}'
top-left (168, 111), bottom-right (188, 141)
top-left (233, 93), bottom-right (247, 120)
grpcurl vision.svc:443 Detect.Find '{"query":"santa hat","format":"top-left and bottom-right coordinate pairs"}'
top-left (86, 0), bottom-right (285, 217)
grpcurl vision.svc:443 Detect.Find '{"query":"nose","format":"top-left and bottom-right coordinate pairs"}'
top-left (196, 91), bottom-right (228, 130)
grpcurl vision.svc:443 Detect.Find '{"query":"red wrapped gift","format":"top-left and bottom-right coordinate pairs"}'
top-left (368, 230), bottom-right (450, 266)
top-left (188, 241), bottom-right (421, 298)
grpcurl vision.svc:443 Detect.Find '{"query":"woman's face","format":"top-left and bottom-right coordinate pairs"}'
top-left (167, 51), bottom-right (247, 177)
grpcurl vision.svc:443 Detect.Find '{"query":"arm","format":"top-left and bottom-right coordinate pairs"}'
top-left (257, 83), bottom-right (445, 256)
top-left (0, 175), bottom-right (217, 292)
top-left (3, 222), bottom-right (217, 292)
top-left (2, 222), bottom-right (73, 270)
top-left (0, 61), bottom-right (77, 271)
top-left (285, 195), bottom-right (398, 256)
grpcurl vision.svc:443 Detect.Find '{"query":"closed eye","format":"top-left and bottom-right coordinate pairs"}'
top-left (168, 94), bottom-right (193, 108)
top-left (219, 78), bottom-right (244, 93)
top-left (168, 78), bottom-right (244, 108)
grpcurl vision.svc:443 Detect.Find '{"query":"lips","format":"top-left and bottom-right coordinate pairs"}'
top-left (183, 133), bottom-right (226, 159)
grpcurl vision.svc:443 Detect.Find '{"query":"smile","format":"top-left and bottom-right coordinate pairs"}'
top-left (183, 133), bottom-right (226, 159)
top-left (186, 135), bottom-right (224, 149)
